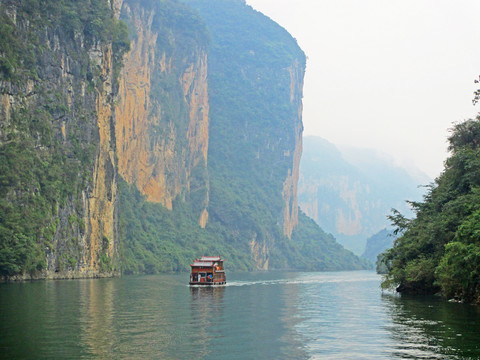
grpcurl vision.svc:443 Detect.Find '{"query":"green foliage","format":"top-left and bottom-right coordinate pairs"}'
top-left (99, 253), bottom-right (112, 272)
top-left (388, 209), bottom-right (411, 236)
top-left (118, 180), bottom-right (368, 274)
top-left (376, 252), bottom-right (389, 274)
top-left (118, 179), bottom-right (253, 274)
top-left (402, 256), bottom-right (437, 292)
top-left (124, 0), bottom-right (209, 55)
top-left (0, 96), bottom-right (98, 276)
top-left (448, 120), bottom-right (480, 152)
top-left (436, 242), bottom-right (480, 301)
top-left (383, 117), bottom-right (480, 303)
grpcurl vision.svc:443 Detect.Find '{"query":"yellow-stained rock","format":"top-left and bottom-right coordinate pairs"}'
top-left (115, 4), bottom-right (209, 226)
top-left (84, 43), bottom-right (117, 272)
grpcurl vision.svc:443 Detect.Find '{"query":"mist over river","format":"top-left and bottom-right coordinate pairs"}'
top-left (1, 271), bottom-right (479, 359)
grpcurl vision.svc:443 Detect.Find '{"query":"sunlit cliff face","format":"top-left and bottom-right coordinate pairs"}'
top-left (85, 43), bottom-right (118, 272)
top-left (115, 3), bottom-right (209, 226)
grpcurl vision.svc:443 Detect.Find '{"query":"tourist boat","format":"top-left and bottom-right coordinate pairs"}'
top-left (189, 256), bottom-right (226, 285)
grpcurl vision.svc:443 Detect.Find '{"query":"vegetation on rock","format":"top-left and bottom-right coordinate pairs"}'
top-left (119, 179), bottom-right (253, 273)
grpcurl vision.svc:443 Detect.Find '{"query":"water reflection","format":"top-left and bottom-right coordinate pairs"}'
top-left (278, 276), bottom-right (309, 359)
top-left (382, 293), bottom-right (480, 359)
top-left (80, 279), bottom-right (115, 358)
top-left (190, 285), bottom-right (226, 302)
top-left (189, 286), bottom-right (226, 358)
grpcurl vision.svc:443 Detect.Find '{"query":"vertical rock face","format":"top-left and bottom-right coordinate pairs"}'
top-left (84, 44), bottom-right (118, 274)
top-left (115, 1), bottom-right (209, 224)
top-left (0, 0), bottom-right (126, 279)
top-left (185, 0), bottom-right (307, 270)
top-left (282, 60), bottom-right (304, 238)
top-left (44, 41), bottom-right (120, 279)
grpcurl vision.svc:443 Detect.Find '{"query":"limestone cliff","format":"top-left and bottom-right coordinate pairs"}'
top-left (115, 0), bottom-right (209, 225)
top-left (1, 0), bottom-right (367, 277)
top-left (0, 0), bottom-right (128, 279)
top-left (83, 43), bottom-right (118, 276)
top-left (186, 0), bottom-right (308, 271)
top-left (282, 60), bottom-right (304, 238)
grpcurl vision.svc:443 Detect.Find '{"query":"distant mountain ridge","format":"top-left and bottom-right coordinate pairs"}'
top-left (299, 136), bottom-right (428, 254)
top-left (361, 228), bottom-right (396, 264)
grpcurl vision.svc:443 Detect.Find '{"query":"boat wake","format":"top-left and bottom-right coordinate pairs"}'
top-left (226, 274), bottom-right (380, 287)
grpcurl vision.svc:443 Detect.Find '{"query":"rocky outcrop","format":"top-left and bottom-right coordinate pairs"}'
top-left (115, 1), bottom-right (209, 224)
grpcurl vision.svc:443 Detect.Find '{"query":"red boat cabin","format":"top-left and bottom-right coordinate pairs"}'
top-left (189, 256), bottom-right (226, 285)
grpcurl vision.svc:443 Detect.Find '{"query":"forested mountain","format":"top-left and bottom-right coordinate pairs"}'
top-left (0, 0), bottom-right (367, 279)
top-left (382, 118), bottom-right (480, 303)
top-left (299, 136), bottom-right (426, 255)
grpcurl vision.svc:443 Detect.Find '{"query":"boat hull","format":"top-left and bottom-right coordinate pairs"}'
top-left (189, 281), bottom-right (226, 286)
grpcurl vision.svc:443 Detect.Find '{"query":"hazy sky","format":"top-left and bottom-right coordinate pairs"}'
top-left (245, 0), bottom-right (480, 178)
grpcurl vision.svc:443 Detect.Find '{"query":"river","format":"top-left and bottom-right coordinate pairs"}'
top-left (1, 271), bottom-right (479, 359)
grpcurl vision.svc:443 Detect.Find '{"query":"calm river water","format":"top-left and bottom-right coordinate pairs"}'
top-left (1, 271), bottom-right (480, 359)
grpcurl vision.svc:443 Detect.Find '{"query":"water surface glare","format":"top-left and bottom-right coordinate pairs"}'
top-left (1, 271), bottom-right (479, 359)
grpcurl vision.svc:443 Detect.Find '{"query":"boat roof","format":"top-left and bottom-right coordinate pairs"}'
top-left (191, 261), bottom-right (215, 267)
top-left (199, 256), bottom-right (224, 262)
